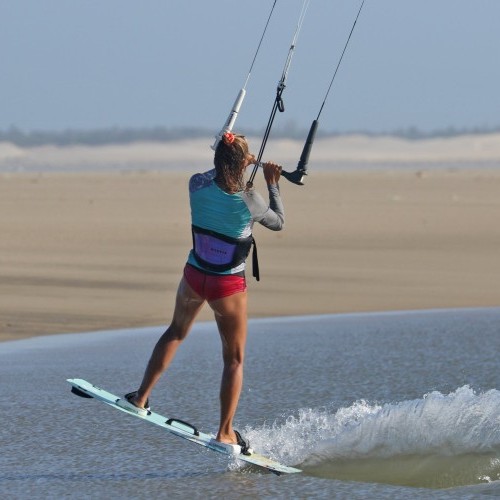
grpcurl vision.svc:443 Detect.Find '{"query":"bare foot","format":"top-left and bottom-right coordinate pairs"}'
top-left (216, 431), bottom-right (238, 445)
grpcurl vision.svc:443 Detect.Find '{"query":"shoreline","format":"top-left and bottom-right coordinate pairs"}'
top-left (3, 133), bottom-right (500, 174)
top-left (2, 167), bottom-right (500, 342)
top-left (3, 306), bottom-right (500, 347)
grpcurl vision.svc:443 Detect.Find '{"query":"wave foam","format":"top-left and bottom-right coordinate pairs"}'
top-left (244, 386), bottom-right (500, 488)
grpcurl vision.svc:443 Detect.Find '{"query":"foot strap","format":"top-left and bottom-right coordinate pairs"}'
top-left (234, 430), bottom-right (252, 456)
top-left (125, 391), bottom-right (150, 411)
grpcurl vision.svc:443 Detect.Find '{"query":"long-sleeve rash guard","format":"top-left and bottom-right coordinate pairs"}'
top-left (187, 169), bottom-right (284, 275)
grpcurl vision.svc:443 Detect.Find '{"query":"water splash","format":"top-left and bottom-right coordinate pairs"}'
top-left (244, 386), bottom-right (500, 488)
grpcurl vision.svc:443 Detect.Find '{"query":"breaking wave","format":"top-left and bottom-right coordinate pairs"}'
top-left (244, 386), bottom-right (500, 488)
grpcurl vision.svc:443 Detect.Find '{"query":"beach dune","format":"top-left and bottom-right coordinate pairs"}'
top-left (1, 136), bottom-right (500, 342)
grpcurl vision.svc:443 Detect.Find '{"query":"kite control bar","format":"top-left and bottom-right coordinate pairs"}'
top-left (280, 119), bottom-right (318, 185)
top-left (253, 119), bottom-right (318, 186)
top-left (281, 0), bottom-right (365, 186)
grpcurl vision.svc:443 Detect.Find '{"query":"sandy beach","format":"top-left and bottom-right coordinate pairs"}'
top-left (1, 136), bottom-right (500, 342)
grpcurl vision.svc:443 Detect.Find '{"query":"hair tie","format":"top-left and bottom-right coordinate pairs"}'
top-left (222, 132), bottom-right (235, 145)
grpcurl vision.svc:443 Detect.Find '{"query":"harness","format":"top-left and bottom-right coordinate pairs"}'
top-left (191, 225), bottom-right (260, 281)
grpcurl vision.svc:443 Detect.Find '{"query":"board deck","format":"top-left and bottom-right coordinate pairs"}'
top-left (67, 378), bottom-right (301, 476)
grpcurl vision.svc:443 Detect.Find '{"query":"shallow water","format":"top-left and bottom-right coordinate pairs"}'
top-left (1, 308), bottom-right (500, 498)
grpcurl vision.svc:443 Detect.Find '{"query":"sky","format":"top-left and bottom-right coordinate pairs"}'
top-left (2, 0), bottom-right (500, 135)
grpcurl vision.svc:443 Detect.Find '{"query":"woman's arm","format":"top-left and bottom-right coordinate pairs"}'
top-left (244, 161), bottom-right (285, 231)
top-left (262, 183), bottom-right (285, 230)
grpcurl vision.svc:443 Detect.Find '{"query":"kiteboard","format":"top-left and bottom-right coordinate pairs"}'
top-left (67, 378), bottom-right (301, 476)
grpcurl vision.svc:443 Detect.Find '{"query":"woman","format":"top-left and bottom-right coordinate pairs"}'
top-left (118, 132), bottom-right (284, 452)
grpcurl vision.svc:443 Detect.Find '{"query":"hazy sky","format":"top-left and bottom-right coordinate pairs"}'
top-left (2, 0), bottom-right (500, 134)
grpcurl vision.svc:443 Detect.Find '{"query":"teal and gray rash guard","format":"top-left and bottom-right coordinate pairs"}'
top-left (187, 169), bottom-right (284, 275)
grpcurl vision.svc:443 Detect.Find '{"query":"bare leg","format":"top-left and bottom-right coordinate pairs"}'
top-left (210, 290), bottom-right (248, 444)
top-left (132, 277), bottom-right (205, 408)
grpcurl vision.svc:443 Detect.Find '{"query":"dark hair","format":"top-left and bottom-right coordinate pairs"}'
top-left (213, 134), bottom-right (248, 193)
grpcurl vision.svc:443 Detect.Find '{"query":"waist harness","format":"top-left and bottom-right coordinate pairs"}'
top-left (191, 225), bottom-right (260, 281)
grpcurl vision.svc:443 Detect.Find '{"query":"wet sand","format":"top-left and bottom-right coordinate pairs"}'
top-left (2, 164), bottom-right (499, 342)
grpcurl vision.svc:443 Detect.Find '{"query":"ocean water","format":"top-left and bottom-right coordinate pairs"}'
top-left (1, 308), bottom-right (499, 499)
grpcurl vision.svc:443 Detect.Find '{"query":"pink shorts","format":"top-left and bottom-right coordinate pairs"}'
top-left (183, 264), bottom-right (247, 301)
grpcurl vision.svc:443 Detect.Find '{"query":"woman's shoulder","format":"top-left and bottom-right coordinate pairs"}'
top-left (240, 187), bottom-right (263, 200)
top-left (240, 187), bottom-right (267, 212)
top-left (189, 169), bottom-right (216, 193)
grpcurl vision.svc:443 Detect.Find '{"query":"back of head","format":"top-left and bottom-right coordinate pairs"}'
top-left (214, 133), bottom-right (248, 193)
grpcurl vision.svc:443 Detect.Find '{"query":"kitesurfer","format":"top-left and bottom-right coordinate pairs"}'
top-left (120, 132), bottom-right (284, 451)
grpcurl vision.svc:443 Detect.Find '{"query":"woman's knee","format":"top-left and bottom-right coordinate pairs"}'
top-left (159, 324), bottom-right (189, 344)
top-left (222, 348), bottom-right (245, 368)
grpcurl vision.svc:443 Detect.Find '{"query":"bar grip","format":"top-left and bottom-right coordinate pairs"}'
top-left (297, 119), bottom-right (318, 172)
